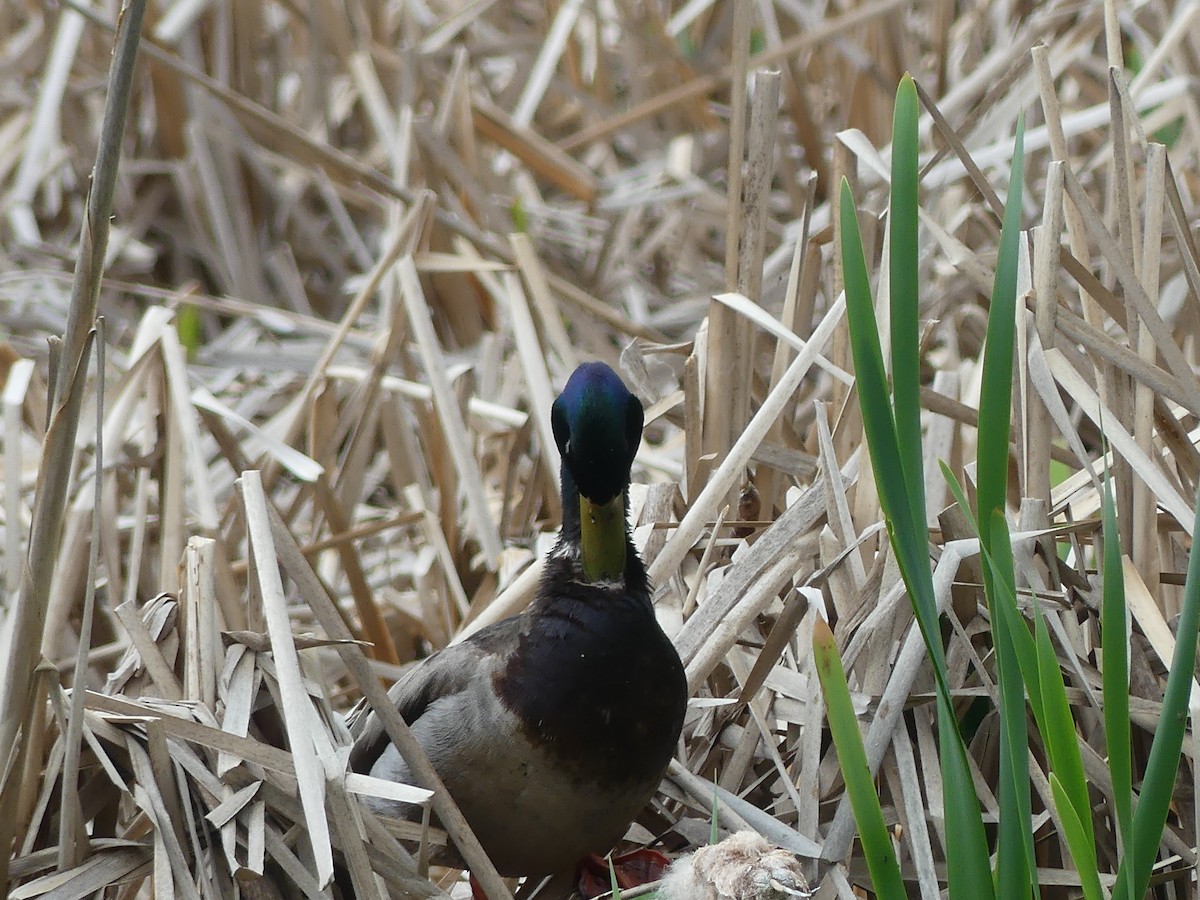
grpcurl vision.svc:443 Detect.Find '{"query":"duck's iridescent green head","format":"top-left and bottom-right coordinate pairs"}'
top-left (551, 363), bottom-right (643, 581)
top-left (551, 363), bottom-right (643, 503)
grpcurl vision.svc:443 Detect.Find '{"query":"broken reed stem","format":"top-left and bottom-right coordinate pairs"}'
top-left (738, 70), bottom-right (782, 302)
top-left (700, 0), bottom-right (754, 495)
top-left (724, 2), bottom-right (752, 295)
top-left (733, 68), bottom-right (782, 465)
top-left (0, 2), bottom-right (146, 886)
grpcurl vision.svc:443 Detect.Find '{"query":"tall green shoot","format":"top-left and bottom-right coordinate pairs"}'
top-left (973, 111), bottom-right (1035, 899)
top-left (1110, 492), bottom-right (1200, 898)
top-left (812, 619), bottom-right (906, 898)
top-left (938, 109), bottom-right (1104, 898)
top-left (837, 74), bottom-right (993, 900)
top-left (1100, 469), bottom-right (1132, 900)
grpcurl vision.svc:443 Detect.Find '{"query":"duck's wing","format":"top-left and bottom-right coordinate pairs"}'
top-left (347, 616), bottom-right (522, 774)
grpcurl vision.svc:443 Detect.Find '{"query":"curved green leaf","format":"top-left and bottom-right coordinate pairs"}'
top-left (1049, 773), bottom-right (1104, 900)
top-left (813, 618), bottom-right (907, 899)
top-left (890, 74), bottom-right (925, 546)
top-left (1112, 489), bottom-right (1200, 898)
top-left (1100, 469), bottom-right (1132, 899)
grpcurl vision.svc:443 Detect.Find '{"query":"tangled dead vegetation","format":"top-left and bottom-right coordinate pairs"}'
top-left (3, 0), bottom-right (1200, 896)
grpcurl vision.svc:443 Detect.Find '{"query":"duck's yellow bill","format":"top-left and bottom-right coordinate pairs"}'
top-left (579, 494), bottom-right (625, 582)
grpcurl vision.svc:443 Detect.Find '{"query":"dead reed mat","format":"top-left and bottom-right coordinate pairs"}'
top-left (2, 0), bottom-right (1200, 897)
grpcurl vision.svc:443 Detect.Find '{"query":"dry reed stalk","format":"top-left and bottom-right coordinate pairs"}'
top-left (0, 0), bottom-right (147, 887)
top-left (701, 0), bottom-right (752, 492)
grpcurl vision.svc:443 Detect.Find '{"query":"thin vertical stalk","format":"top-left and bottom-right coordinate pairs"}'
top-left (0, 2), bottom-right (147, 888)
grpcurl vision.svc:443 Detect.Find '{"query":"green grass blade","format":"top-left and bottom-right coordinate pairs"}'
top-left (813, 618), bottom-right (907, 899)
top-left (841, 180), bottom-right (940, 652)
top-left (944, 469), bottom-right (1099, 891)
top-left (936, 694), bottom-right (995, 900)
top-left (607, 856), bottom-right (622, 900)
top-left (844, 148), bottom-right (993, 900)
top-left (840, 82), bottom-right (1000, 899)
top-left (711, 779), bottom-right (719, 845)
top-left (1049, 773), bottom-right (1104, 900)
top-left (840, 178), bottom-right (897, 512)
top-left (1100, 470), bottom-right (1132, 897)
top-left (1113, 489), bottom-right (1200, 899)
top-left (986, 513), bottom-right (1035, 899)
top-left (1030, 596), bottom-right (1094, 849)
top-left (889, 74), bottom-right (925, 545)
top-left (967, 112), bottom-right (1031, 897)
top-left (975, 111), bottom-right (1025, 554)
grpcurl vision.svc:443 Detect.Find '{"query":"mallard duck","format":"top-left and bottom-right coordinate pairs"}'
top-left (348, 361), bottom-right (688, 896)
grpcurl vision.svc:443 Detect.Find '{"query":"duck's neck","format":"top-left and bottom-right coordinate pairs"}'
top-left (557, 464), bottom-right (587, 544)
top-left (556, 465), bottom-right (647, 592)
